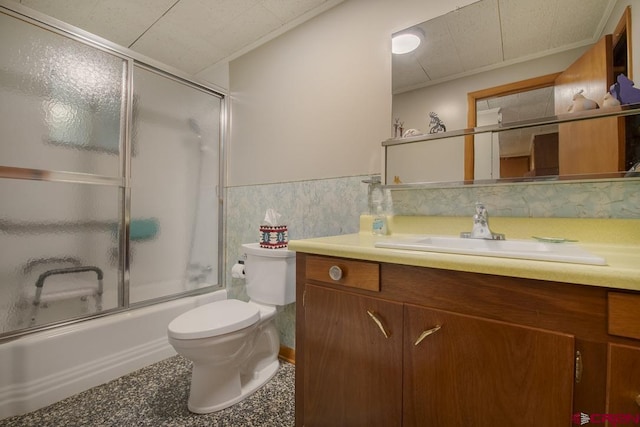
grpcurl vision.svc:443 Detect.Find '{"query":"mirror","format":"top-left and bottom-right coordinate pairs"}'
top-left (388, 0), bottom-right (639, 186)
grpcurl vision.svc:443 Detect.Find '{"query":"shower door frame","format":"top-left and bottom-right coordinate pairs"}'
top-left (0, 1), bottom-right (227, 340)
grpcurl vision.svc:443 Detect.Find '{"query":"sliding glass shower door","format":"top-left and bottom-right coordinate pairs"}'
top-left (129, 65), bottom-right (221, 304)
top-left (0, 5), bottom-right (223, 339)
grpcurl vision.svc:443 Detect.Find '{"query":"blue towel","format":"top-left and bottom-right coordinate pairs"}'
top-left (130, 218), bottom-right (159, 241)
top-left (110, 218), bottom-right (159, 241)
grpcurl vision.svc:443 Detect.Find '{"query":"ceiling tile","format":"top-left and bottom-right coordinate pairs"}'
top-left (19, 0), bottom-right (177, 47)
top-left (392, 55), bottom-right (432, 91)
top-left (447, 0), bottom-right (502, 71)
top-left (131, 20), bottom-right (227, 74)
top-left (10, 0), bottom-right (344, 76)
top-left (548, 0), bottom-right (611, 48)
top-left (210, 3), bottom-right (282, 53)
top-left (499, 0), bottom-right (558, 60)
top-left (415, 16), bottom-right (465, 81)
top-left (261, 0), bottom-right (330, 22)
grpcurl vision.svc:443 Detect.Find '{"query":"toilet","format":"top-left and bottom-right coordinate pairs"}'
top-left (167, 243), bottom-right (295, 414)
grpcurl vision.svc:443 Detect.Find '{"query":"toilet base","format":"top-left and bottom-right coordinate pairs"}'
top-left (187, 358), bottom-right (280, 414)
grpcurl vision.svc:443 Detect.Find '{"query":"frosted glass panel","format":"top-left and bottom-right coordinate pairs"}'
top-left (129, 66), bottom-right (220, 303)
top-left (0, 11), bottom-right (125, 176)
top-left (0, 179), bottom-right (121, 333)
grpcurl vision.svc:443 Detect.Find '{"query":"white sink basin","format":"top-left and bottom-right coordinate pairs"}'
top-left (375, 235), bottom-right (606, 265)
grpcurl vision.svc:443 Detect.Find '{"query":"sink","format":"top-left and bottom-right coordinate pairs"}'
top-left (374, 235), bottom-right (606, 265)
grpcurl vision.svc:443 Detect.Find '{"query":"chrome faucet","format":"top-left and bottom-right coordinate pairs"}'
top-left (460, 202), bottom-right (505, 240)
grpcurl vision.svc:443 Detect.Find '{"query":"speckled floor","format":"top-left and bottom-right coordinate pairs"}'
top-left (2, 356), bottom-right (295, 426)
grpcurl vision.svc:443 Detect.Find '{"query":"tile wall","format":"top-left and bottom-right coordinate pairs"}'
top-left (225, 177), bottom-right (640, 349)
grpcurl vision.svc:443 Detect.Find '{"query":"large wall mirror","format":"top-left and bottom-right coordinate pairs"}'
top-left (387, 0), bottom-right (639, 187)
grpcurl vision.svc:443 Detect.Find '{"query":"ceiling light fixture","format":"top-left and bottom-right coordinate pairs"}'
top-left (392, 32), bottom-right (421, 54)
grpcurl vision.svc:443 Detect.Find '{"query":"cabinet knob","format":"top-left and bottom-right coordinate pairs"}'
top-left (329, 265), bottom-right (343, 281)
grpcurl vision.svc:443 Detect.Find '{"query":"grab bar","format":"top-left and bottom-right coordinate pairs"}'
top-left (23, 257), bottom-right (82, 274)
top-left (0, 219), bottom-right (115, 235)
top-left (33, 266), bottom-right (104, 306)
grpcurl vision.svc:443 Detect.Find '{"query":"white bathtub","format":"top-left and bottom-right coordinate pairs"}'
top-left (0, 289), bottom-right (227, 419)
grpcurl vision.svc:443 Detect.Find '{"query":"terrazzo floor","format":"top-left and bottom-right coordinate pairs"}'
top-left (2, 355), bottom-right (295, 426)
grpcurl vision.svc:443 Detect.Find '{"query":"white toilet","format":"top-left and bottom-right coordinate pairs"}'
top-left (167, 243), bottom-right (296, 414)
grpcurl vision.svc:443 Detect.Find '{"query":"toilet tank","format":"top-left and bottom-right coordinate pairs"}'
top-left (241, 243), bottom-right (296, 305)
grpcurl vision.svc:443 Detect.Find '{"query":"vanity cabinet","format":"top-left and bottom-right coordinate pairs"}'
top-left (608, 344), bottom-right (640, 416)
top-left (607, 292), bottom-right (640, 417)
top-left (295, 253), bottom-right (640, 426)
top-left (403, 305), bottom-right (574, 426)
top-left (302, 284), bottom-right (403, 426)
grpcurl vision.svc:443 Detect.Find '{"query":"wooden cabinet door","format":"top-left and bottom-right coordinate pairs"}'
top-left (403, 304), bottom-right (575, 427)
top-left (607, 343), bottom-right (640, 417)
top-left (554, 35), bottom-right (624, 175)
top-left (302, 284), bottom-right (404, 427)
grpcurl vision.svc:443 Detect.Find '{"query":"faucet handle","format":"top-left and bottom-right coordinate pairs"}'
top-left (475, 202), bottom-right (487, 216)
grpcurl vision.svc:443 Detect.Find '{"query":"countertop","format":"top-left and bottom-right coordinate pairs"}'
top-left (288, 216), bottom-right (640, 292)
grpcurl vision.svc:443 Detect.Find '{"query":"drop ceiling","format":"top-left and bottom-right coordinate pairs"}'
top-left (8, 0), bottom-right (344, 76)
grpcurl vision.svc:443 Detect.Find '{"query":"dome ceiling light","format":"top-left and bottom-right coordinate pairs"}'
top-left (392, 31), bottom-right (422, 54)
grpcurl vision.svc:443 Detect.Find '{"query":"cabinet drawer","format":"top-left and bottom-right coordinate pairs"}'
top-left (608, 292), bottom-right (640, 340)
top-left (306, 255), bottom-right (380, 292)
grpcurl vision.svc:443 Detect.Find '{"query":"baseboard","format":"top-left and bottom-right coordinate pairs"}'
top-left (0, 337), bottom-right (175, 419)
top-left (278, 345), bottom-right (295, 364)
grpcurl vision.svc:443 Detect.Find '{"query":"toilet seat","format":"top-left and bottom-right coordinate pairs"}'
top-left (168, 299), bottom-right (260, 340)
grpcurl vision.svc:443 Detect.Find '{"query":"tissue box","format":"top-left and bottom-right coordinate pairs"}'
top-left (259, 225), bottom-right (288, 249)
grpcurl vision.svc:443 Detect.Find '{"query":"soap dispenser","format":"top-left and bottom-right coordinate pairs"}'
top-left (365, 176), bottom-right (386, 235)
top-left (372, 205), bottom-right (387, 236)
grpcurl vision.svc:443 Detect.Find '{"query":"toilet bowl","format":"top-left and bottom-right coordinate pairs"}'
top-left (167, 243), bottom-right (295, 413)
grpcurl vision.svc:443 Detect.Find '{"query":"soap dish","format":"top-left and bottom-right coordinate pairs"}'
top-left (532, 236), bottom-right (578, 243)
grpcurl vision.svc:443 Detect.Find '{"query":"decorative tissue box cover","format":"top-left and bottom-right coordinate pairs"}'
top-left (259, 225), bottom-right (288, 249)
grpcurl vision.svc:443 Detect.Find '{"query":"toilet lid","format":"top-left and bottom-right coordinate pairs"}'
top-left (168, 299), bottom-right (260, 339)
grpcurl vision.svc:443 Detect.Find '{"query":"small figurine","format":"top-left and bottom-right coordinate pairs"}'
top-left (428, 112), bottom-right (446, 133)
top-left (610, 74), bottom-right (640, 105)
top-left (602, 92), bottom-right (621, 108)
top-left (567, 90), bottom-right (599, 112)
top-left (402, 128), bottom-right (423, 137)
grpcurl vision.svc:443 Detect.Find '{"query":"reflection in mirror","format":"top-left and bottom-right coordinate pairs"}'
top-left (388, 0), bottom-right (638, 186)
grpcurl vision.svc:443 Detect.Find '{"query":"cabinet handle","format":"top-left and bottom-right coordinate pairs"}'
top-left (329, 265), bottom-right (343, 281)
top-left (414, 325), bottom-right (441, 346)
top-left (367, 310), bottom-right (389, 338)
top-left (575, 351), bottom-right (583, 384)
top-left (636, 394), bottom-right (640, 408)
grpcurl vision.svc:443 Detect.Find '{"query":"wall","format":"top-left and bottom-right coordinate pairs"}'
top-left (225, 0), bottom-right (640, 350)
top-left (225, 175), bottom-right (370, 348)
top-left (228, 0), bottom-right (477, 187)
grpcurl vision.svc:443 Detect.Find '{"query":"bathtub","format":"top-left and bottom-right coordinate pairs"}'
top-left (0, 289), bottom-right (227, 419)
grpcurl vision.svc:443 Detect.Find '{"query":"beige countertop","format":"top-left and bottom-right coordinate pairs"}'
top-left (288, 216), bottom-right (640, 292)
